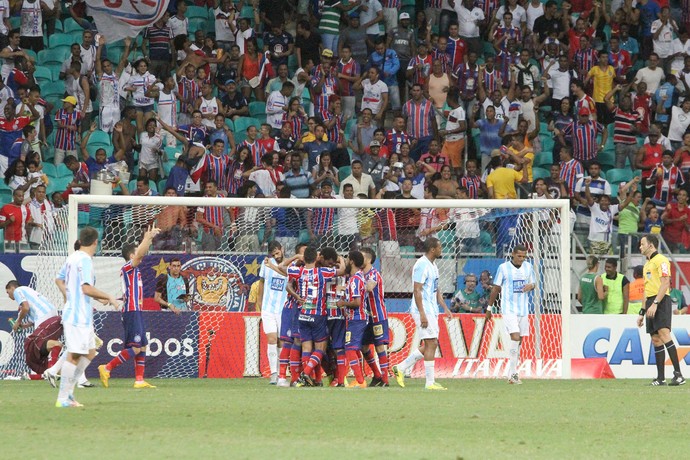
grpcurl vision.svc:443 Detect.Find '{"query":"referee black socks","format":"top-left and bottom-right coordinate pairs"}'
top-left (664, 341), bottom-right (681, 373)
top-left (654, 345), bottom-right (666, 381)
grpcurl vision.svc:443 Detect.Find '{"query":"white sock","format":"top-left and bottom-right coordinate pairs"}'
top-left (57, 361), bottom-right (76, 402)
top-left (267, 343), bottom-right (278, 374)
top-left (74, 356), bottom-right (91, 385)
top-left (47, 350), bottom-right (67, 376)
top-left (509, 340), bottom-right (520, 376)
top-left (424, 360), bottom-right (435, 386)
top-left (398, 349), bottom-right (424, 373)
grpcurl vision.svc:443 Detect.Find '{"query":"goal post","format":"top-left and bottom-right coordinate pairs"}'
top-left (3, 195), bottom-right (571, 380)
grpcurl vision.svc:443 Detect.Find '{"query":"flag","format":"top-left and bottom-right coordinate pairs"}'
top-left (86, 0), bottom-right (170, 43)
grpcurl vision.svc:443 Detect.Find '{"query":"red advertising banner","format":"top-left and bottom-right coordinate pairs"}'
top-left (198, 313), bottom-right (563, 379)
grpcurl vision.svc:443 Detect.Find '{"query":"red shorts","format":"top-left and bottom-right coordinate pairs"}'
top-left (24, 316), bottom-right (63, 374)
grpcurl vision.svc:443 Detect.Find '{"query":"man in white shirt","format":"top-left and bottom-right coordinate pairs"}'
top-left (454, 0), bottom-right (485, 55)
top-left (359, 0), bottom-right (383, 52)
top-left (634, 53), bottom-right (665, 95)
top-left (355, 66), bottom-right (389, 123)
top-left (265, 81), bottom-right (294, 135)
top-left (546, 55), bottom-right (576, 110)
top-left (650, 8), bottom-right (677, 61)
top-left (214, 0), bottom-right (237, 52)
top-left (340, 160), bottom-right (376, 198)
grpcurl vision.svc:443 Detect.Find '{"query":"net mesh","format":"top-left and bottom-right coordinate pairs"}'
top-left (1, 198), bottom-right (567, 380)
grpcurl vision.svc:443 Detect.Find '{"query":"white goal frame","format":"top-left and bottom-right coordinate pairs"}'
top-left (67, 195), bottom-right (572, 379)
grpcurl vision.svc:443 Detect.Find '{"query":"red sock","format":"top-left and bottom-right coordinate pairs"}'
top-left (363, 347), bottom-right (382, 378)
top-left (336, 349), bottom-right (346, 385)
top-left (377, 350), bottom-right (389, 384)
top-left (279, 344), bottom-right (291, 379)
top-left (134, 355), bottom-right (145, 381)
top-left (301, 351), bottom-right (310, 375)
top-left (290, 346), bottom-right (302, 383)
top-left (106, 348), bottom-right (134, 371)
top-left (314, 363), bottom-right (323, 383)
top-left (303, 350), bottom-right (324, 377)
top-left (346, 349), bottom-right (364, 384)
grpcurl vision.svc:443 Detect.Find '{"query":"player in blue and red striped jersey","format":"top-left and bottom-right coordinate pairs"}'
top-left (54, 97), bottom-right (82, 164)
top-left (322, 248), bottom-right (348, 387)
top-left (239, 125), bottom-right (266, 167)
top-left (406, 42), bottom-right (432, 88)
top-left (361, 247), bottom-right (390, 386)
top-left (203, 139), bottom-right (233, 194)
top-left (446, 24), bottom-right (468, 72)
top-left (337, 250), bottom-right (368, 388)
top-left (288, 246), bottom-right (345, 387)
top-left (98, 225), bottom-right (161, 390)
top-left (310, 49), bottom-right (339, 119)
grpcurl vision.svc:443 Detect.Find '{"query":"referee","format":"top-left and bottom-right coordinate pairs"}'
top-left (637, 234), bottom-right (685, 386)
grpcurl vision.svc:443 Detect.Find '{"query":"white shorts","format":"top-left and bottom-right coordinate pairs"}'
top-left (411, 311), bottom-right (439, 340)
top-left (261, 311), bottom-right (282, 335)
top-left (503, 314), bottom-right (530, 337)
top-left (99, 105), bottom-right (120, 133)
top-left (63, 323), bottom-right (96, 354)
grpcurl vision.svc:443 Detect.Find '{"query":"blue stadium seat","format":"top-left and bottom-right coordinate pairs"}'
top-left (532, 167), bottom-right (551, 180)
top-left (57, 163), bottom-right (72, 178)
top-left (42, 81), bottom-right (66, 99)
top-left (233, 117), bottom-right (261, 133)
top-left (338, 166), bottom-right (351, 182)
top-left (606, 168), bottom-right (633, 185)
top-left (49, 33), bottom-right (78, 48)
top-left (38, 47), bottom-right (71, 66)
top-left (62, 18), bottom-right (84, 34)
top-left (41, 163), bottom-right (57, 178)
top-left (249, 101), bottom-right (266, 118)
top-left (189, 19), bottom-right (207, 33)
top-left (34, 66), bottom-right (53, 84)
top-left (87, 130), bottom-right (112, 146)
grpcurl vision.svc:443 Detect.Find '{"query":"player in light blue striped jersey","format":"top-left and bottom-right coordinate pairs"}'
top-left (54, 227), bottom-right (119, 408)
top-left (7, 283), bottom-right (58, 330)
top-left (257, 241), bottom-right (289, 384)
top-left (487, 244), bottom-right (536, 385)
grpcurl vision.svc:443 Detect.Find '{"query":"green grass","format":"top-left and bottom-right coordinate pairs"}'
top-left (2, 378), bottom-right (688, 459)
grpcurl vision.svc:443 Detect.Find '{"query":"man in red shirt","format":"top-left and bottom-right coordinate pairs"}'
top-left (0, 188), bottom-right (32, 250)
top-left (419, 139), bottom-right (450, 173)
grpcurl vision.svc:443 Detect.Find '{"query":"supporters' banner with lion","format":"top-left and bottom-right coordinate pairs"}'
top-left (86, 0), bottom-right (170, 43)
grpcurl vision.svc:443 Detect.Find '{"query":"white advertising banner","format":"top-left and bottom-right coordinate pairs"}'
top-left (571, 315), bottom-right (690, 378)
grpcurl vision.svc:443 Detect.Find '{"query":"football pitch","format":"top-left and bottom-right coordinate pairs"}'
top-left (3, 378), bottom-right (688, 459)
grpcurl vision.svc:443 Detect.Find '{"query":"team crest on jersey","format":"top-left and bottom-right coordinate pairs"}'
top-left (182, 257), bottom-right (245, 311)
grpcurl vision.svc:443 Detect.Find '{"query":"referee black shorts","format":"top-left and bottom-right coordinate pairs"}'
top-left (645, 295), bottom-right (672, 335)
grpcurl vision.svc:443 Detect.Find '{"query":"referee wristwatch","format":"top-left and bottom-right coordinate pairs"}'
top-left (653, 300), bottom-right (659, 305)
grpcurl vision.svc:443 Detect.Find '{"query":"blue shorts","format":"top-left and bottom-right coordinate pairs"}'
top-left (345, 319), bottom-right (369, 351)
top-left (367, 320), bottom-right (389, 346)
top-left (328, 318), bottom-right (346, 349)
top-left (123, 310), bottom-right (148, 348)
top-left (279, 307), bottom-right (298, 342)
top-left (298, 314), bottom-right (328, 343)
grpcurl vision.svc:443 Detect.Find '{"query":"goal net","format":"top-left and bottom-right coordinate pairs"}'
top-left (0, 195), bottom-right (571, 380)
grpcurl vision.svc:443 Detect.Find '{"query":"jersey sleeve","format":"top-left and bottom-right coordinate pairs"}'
top-left (320, 267), bottom-right (337, 279)
top-left (348, 276), bottom-right (362, 300)
top-left (412, 260), bottom-right (427, 284)
top-left (527, 263), bottom-right (536, 284)
top-left (80, 257), bottom-right (94, 286)
top-left (658, 257), bottom-right (671, 278)
top-left (494, 264), bottom-right (505, 287)
top-left (287, 265), bottom-right (301, 281)
top-left (56, 262), bottom-right (67, 281)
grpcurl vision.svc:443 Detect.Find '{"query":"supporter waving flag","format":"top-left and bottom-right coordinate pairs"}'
top-left (86, 0), bottom-right (170, 43)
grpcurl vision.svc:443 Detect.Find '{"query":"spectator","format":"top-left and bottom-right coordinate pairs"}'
top-left (416, 183), bottom-right (445, 245)
top-left (578, 255), bottom-right (605, 314)
top-left (486, 149), bottom-right (528, 199)
top-left (360, 0), bottom-right (384, 52)
top-left (283, 152), bottom-right (312, 198)
top-left (336, 182), bottom-right (359, 252)
top-left (266, 81), bottom-right (294, 135)
top-left (348, 108), bottom-right (376, 160)
top-left (602, 258), bottom-right (630, 315)
top-left (558, 106), bottom-right (606, 169)
top-left (311, 151), bottom-right (340, 189)
top-left (213, 0), bottom-right (237, 52)
top-left (451, 273), bottom-right (483, 313)
top-left (154, 257), bottom-right (191, 313)
top-left (249, 152), bottom-right (284, 198)
top-left (581, 176), bottom-right (634, 254)
top-left (306, 180), bottom-right (336, 246)
top-left (419, 139), bottom-right (450, 173)
top-left (646, 150), bottom-right (684, 209)
top-left (635, 127), bottom-right (664, 199)
top-left (26, 183), bottom-right (53, 249)
top-left (665, 98), bottom-right (690, 151)
top-left (262, 22), bottom-right (294, 68)
top-left (235, 180), bottom-right (269, 252)
top-left (605, 85), bottom-right (642, 169)
top-left (0, 188), bottom-right (30, 250)
top-left (628, 265), bottom-right (645, 315)
top-left (617, 178), bottom-right (644, 255)
top-left (403, 83), bottom-right (437, 161)
top-left (340, 159), bottom-right (376, 198)
top-left (295, 20), bottom-right (322, 69)
top-left (470, 104), bottom-right (502, 170)
top-left (634, 53), bottom-right (664, 94)
top-left (434, 165), bottom-right (460, 198)
top-left (153, 188), bottom-right (192, 250)
top-left (4, 159), bottom-right (36, 203)
top-left (661, 188), bottom-right (690, 252)
top-left (196, 180), bottom-right (231, 251)
top-left (339, 14), bottom-right (368, 67)
top-left (355, 66), bottom-right (389, 125)
top-left (459, 159), bottom-right (485, 198)
top-left (19, 0), bottom-right (43, 53)
top-left (227, 146), bottom-right (256, 196)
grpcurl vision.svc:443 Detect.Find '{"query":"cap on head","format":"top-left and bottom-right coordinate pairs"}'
top-left (62, 96), bottom-right (78, 106)
top-left (322, 49), bottom-right (334, 58)
top-left (578, 107), bottom-right (590, 116)
top-left (399, 12), bottom-right (410, 20)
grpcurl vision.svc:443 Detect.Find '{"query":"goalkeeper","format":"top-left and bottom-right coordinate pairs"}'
top-left (6, 280), bottom-right (96, 387)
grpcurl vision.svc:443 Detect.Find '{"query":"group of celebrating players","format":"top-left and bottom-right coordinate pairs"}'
top-left (8, 222), bottom-right (546, 404)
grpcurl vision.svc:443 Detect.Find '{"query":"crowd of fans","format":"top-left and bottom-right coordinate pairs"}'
top-left (1, 0), bottom-right (690, 258)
